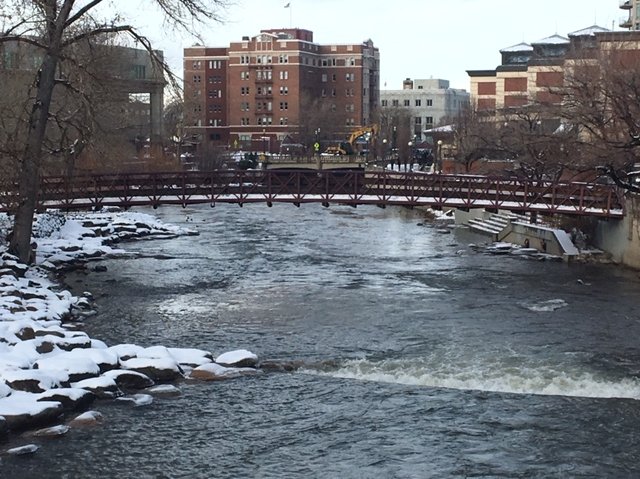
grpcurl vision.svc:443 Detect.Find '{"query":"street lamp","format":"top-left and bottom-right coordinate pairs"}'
top-left (262, 128), bottom-right (267, 156)
top-left (437, 139), bottom-right (443, 174)
top-left (407, 141), bottom-right (413, 172)
top-left (382, 138), bottom-right (387, 167)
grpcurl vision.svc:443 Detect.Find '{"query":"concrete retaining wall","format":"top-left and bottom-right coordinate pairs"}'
top-left (594, 197), bottom-right (640, 269)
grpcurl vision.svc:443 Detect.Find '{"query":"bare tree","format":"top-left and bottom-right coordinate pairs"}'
top-left (379, 106), bottom-right (412, 166)
top-left (295, 91), bottom-right (348, 155)
top-left (558, 48), bottom-right (640, 191)
top-left (0, 0), bottom-right (228, 262)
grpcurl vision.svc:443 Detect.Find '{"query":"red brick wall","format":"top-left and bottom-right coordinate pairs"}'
top-left (504, 95), bottom-right (528, 107)
top-left (504, 77), bottom-right (527, 92)
top-left (536, 71), bottom-right (563, 87)
top-left (477, 98), bottom-right (496, 110)
top-left (477, 82), bottom-right (496, 95)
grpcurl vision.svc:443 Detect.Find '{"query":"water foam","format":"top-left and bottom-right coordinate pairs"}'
top-left (302, 357), bottom-right (640, 400)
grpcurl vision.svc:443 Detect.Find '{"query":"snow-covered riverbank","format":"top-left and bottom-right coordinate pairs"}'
top-left (0, 210), bottom-right (261, 455)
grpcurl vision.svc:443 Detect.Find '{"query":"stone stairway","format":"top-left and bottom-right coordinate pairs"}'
top-left (467, 212), bottom-right (529, 241)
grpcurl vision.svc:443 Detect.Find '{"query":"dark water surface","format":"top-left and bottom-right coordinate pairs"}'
top-left (3, 203), bottom-right (640, 478)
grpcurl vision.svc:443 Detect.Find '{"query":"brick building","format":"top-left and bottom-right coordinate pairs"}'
top-left (466, 26), bottom-right (615, 112)
top-left (183, 28), bottom-right (379, 158)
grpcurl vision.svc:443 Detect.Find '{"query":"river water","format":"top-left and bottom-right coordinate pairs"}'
top-left (4, 203), bottom-right (640, 478)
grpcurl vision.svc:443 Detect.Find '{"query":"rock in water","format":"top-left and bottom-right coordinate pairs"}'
top-left (215, 349), bottom-right (258, 368)
top-left (7, 444), bottom-right (39, 456)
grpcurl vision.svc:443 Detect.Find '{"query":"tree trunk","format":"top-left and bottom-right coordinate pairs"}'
top-left (9, 54), bottom-right (60, 263)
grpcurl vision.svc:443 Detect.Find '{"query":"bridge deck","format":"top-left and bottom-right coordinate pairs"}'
top-left (6, 170), bottom-right (624, 218)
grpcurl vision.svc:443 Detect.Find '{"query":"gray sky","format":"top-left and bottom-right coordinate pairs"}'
top-left (129, 0), bottom-right (618, 91)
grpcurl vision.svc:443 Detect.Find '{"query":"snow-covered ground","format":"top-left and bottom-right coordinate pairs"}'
top-left (0, 210), bottom-right (261, 453)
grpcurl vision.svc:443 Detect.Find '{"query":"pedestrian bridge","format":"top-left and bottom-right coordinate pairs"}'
top-left (21, 169), bottom-right (625, 218)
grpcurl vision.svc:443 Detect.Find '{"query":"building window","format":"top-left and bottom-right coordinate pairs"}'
top-left (415, 117), bottom-right (422, 125)
top-left (241, 71), bottom-right (249, 80)
top-left (240, 55), bottom-right (249, 64)
top-left (280, 102), bottom-right (288, 110)
top-left (321, 73), bottom-right (327, 82)
top-left (426, 99), bottom-right (433, 106)
top-left (332, 73), bottom-right (337, 82)
top-left (415, 99), bottom-right (421, 107)
top-left (280, 117), bottom-right (289, 125)
top-left (331, 89), bottom-right (336, 97)
top-left (192, 61), bottom-right (201, 69)
top-left (392, 99), bottom-right (399, 106)
top-left (381, 99), bottom-right (388, 107)
top-left (240, 102), bottom-right (250, 111)
top-left (241, 86), bottom-right (250, 95)
top-left (426, 116), bottom-right (433, 124)
top-left (280, 86), bottom-right (288, 95)
top-left (280, 70), bottom-right (289, 80)
top-left (279, 54), bottom-right (289, 63)
top-left (346, 73), bottom-right (355, 81)
top-left (193, 74), bottom-right (201, 83)
top-left (404, 99), bottom-right (410, 107)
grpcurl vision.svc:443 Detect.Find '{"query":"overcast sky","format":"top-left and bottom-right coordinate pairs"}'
top-left (129, 0), bottom-right (618, 91)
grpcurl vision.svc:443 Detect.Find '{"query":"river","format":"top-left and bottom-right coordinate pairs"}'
top-left (3, 203), bottom-right (640, 478)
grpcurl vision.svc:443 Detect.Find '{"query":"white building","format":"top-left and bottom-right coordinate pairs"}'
top-left (380, 78), bottom-right (469, 141)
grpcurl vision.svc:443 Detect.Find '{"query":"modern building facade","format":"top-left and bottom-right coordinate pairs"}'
top-left (183, 28), bottom-right (380, 157)
top-left (620, 0), bottom-right (640, 30)
top-left (380, 78), bottom-right (469, 140)
top-left (466, 25), bottom-right (613, 112)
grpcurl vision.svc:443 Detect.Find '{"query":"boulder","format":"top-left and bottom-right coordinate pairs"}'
top-left (6, 444), bottom-right (39, 456)
top-left (120, 357), bottom-right (183, 382)
top-left (0, 397), bottom-right (64, 431)
top-left (3, 369), bottom-right (67, 393)
top-left (68, 410), bottom-right (103, 427)
top-left (37, 388), bottom-right (96, 411)
top-left (145, 384), bottom-right (181, 397)
top-left (34, 355), bottom-right (100, 383)
top-left (71, 376), bottom-right (122, 399)
top-left (103, 370), bottom-right (155, 390)
top-left (215, 349), bottom-right (258, 368)
top-left (189, 363), bottom-right (261, 381)
top-left (168, 347), bottom-right (214, 368)
top-left (115, 393), bottom-right (153, 407)
top-left (31, 424), bottom-right (70, 437)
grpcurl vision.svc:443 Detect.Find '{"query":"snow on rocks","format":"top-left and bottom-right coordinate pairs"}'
top-left (31, 424), bottom-right (70, 437)
top-left (6, 444), bottom-right (39, 456)
top-left (215, 349), bottom-right (259, 368)
top-left (115, 393), bottom-right (153, 407)
top-left (0, 209), bottom-right (265, 449)
top-left (120, 357), bottom-right (183, 382)
top-left (188, 362), bottom-right (261, 381)
top-left (103, 369), bottom-right (155, 391)
top-left (0, 394), bottom-right (64, 431)
top-left (68, 410), bottom-right (103, 427)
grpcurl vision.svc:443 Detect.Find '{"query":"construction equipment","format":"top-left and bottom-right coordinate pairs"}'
top-left (323, 125), bottom-right (378, 156)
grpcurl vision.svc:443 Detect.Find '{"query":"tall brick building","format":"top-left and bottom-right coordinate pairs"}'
top-left (466, 26), bottom-right (613, 111)
top-left (183, 28), bottom-right (379, 158)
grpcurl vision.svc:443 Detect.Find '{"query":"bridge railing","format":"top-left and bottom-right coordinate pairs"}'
top-left (20, 169), bottom-right (626, 218)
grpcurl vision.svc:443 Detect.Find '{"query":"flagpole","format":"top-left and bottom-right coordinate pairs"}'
top-left (284, 2), bottom-right (292, 27)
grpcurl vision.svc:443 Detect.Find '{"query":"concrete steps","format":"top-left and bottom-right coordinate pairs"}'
top-left (467, 212), bottom-right (529, 240)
